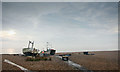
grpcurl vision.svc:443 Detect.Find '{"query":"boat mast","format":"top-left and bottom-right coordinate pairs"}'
top-left (31, 41), bottom-right (34, 49)
top-left (46, 42), bottom-right (49, 51)
top-left (28, 41), bottom-right (34, 49)
top-left (28, 41), bottom-right (31, 48)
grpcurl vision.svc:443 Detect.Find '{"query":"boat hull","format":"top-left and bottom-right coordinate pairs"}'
top-left (23, 52), bottom-right (37, 56)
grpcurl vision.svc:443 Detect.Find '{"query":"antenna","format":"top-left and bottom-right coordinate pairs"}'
top-left (51, 43), bottom-right (53, 48)
top-left (46, 42), bottom-right (49, 50)
top-left (43, 48), bottom-right (45, 51)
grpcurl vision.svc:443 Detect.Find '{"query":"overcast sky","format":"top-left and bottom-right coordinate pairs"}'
top-left (1, 2), bottom-right (118, 54)
top-left (2, 0), bottom-right (120, 2)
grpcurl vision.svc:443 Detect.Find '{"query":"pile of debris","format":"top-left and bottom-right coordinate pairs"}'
top-left (59, 54), bottom-right (72, 61)
top-left (83, 52), bottom-right (95, 55)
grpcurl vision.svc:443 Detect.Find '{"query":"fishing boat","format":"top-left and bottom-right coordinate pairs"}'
top-left (23, 41), bottom-right (39, 56)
